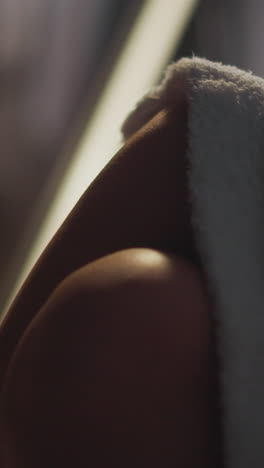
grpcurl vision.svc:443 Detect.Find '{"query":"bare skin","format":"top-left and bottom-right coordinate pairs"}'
top-left (0, 88), bottom-right (194, 387)
top-left (1, 248), bottom-right (222, 468)
top-left (0, 87), bottom-right (224, 466)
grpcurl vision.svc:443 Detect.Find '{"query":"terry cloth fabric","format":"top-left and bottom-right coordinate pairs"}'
top-left (121, 56), bottom-right (264, 468)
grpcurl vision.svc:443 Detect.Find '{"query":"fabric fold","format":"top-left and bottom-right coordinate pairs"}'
top-left (121, 56), bottom-right (264, 468)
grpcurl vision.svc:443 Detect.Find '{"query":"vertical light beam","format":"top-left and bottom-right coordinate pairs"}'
top-left (3, 0), bottom-right (199, 316)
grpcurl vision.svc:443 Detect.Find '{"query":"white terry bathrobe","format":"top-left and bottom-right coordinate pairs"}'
top-left (121, 56), bottom-right (264, 468)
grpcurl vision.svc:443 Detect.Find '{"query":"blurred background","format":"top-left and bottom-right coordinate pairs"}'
top-left (0, 0), bottom-right (262, 317)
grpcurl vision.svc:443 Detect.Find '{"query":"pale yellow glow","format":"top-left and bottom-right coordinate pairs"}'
top-left (3, 0), bottom-right (199, 316)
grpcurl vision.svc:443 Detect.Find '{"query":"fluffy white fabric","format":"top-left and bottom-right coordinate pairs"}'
top-left (121, 56), bottom-right (264, 468)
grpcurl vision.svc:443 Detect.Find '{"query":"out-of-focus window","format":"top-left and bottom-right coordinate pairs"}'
top-left (0, 0), bottom-right (140, 310)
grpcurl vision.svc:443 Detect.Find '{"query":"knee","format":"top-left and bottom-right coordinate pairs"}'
top-left (31, 247), bottom-right (213, 385)
top-left (29, 247), bottom-right (212, 352)
top-left (58, 247), bottom-right (212, 337)
top-left (57, 246), bottom-right (209, 307)
top-left (0, 248), bottom-right (214, 467)
top-left (2, 248), bottom-right (212, 377)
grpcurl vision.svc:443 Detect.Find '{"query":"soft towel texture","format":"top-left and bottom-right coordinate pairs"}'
top-left (121, 56), bottom-right (264, 468)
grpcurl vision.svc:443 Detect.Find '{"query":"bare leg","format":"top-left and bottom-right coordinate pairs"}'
top-left (0, 248), bottom-right (223, 468)
top-left (0, 89), bottom-right (198, 386)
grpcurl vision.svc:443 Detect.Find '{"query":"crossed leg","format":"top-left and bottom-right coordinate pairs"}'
top-left (0, 92), bottom-right (195, 387)
top-left (1, 248), bottom-right (222, 467)
top-left (0, 87), bottom-right (223, 466)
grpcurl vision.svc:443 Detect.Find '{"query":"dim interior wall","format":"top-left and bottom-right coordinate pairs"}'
top-left (194, 0), bottom-right (264, 78)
